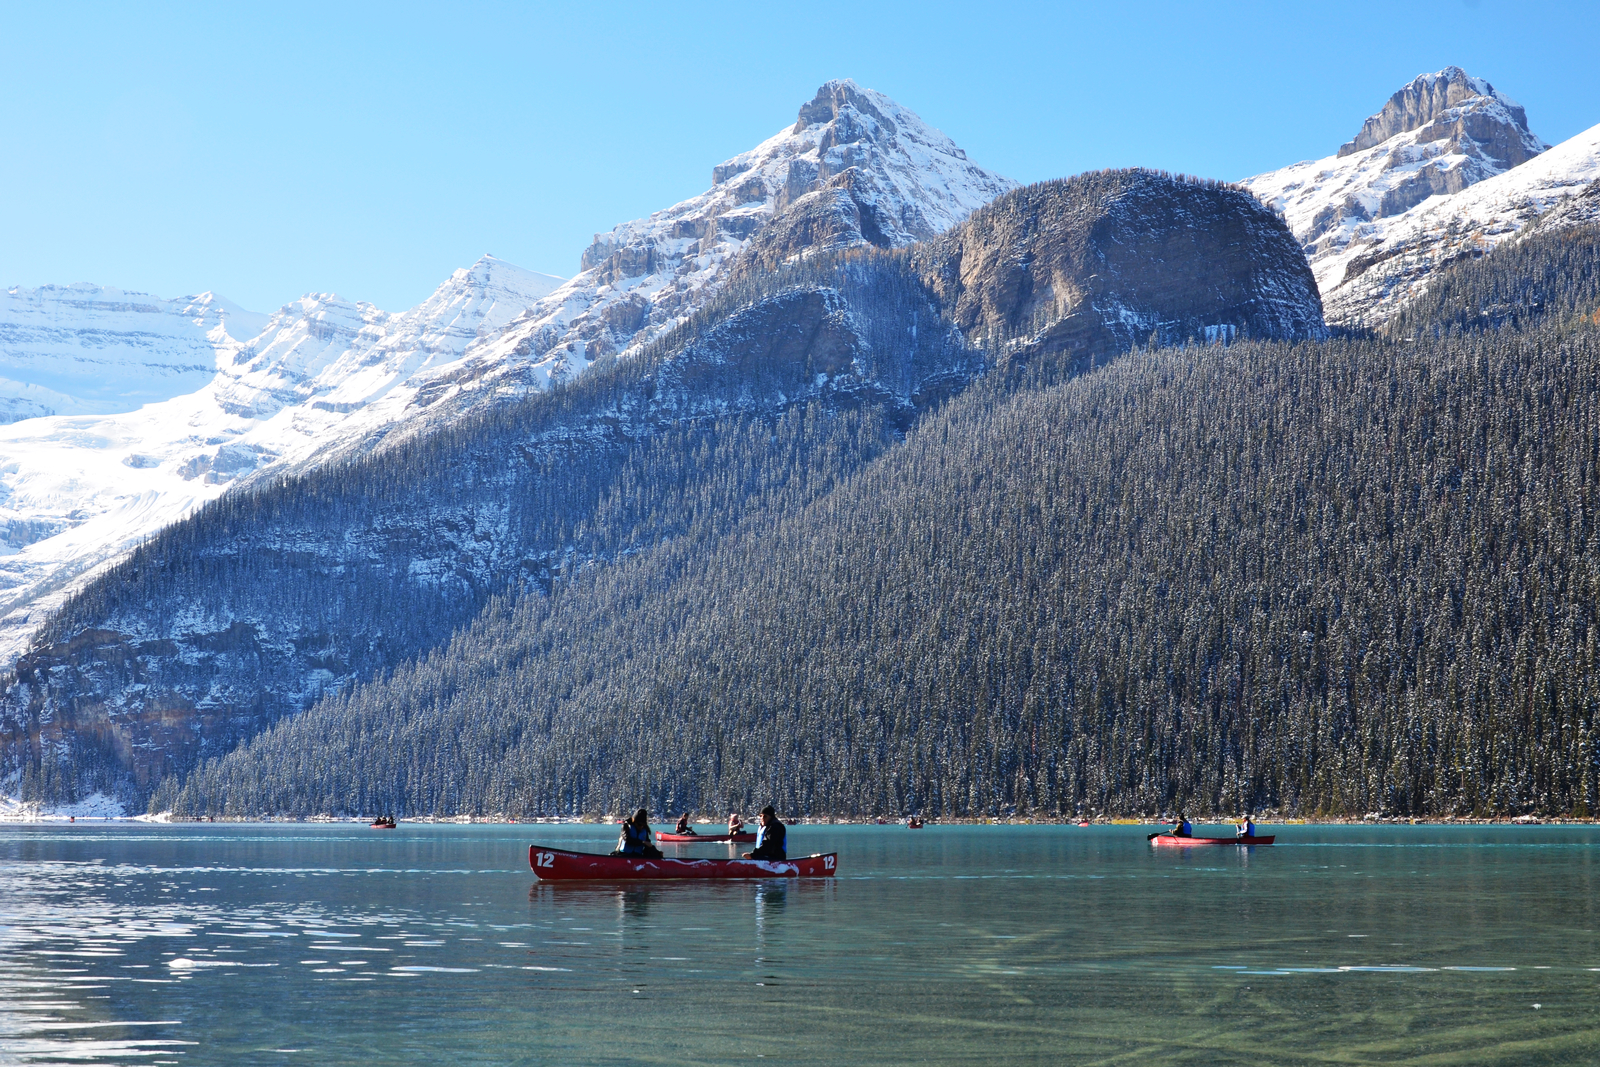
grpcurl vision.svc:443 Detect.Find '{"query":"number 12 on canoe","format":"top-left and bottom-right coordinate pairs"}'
top-left (527, 845), bottom-right (838, 879)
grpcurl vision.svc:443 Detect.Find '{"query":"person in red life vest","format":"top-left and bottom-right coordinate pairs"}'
top-left (743, 806), bottom-right (787, 860)
top-left (727, 812), bottom-right (745, 835)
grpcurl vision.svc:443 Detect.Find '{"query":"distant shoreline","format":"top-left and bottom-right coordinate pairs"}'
top-left (6, 812), bottom-right (1595, 827)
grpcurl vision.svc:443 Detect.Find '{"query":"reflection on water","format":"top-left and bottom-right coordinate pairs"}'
top-left (2, 823), bottom-right (1600, 1065)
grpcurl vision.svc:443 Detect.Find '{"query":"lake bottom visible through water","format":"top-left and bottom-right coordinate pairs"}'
top-left (3, 823), bottom-right (1600, 1066)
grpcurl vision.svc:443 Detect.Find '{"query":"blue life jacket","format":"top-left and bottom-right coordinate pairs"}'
top-left (617, 821), bottom-right (652, 855)
top-left (751, 820), bottom-right (787, 859)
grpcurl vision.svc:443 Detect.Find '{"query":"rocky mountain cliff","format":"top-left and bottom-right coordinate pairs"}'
top-left (1246, 68), bottom-right (1546, 259)
top-left (914, 170), bottom-right (1326, 364)
top-left (423, 80), bottom-right (1017, 406)
top-left (0, 171), bottom-right (1325, 811)
top-left (1245, 67), bottom-right (1600, 327)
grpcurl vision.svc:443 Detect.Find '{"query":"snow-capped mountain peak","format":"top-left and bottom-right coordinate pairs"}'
top-left (0, 81), bottom-right (1016, 668)
top-left (453, 80), bottom-right (1017, 399)
top-left (1245, 67), bottom-right (1548, 263)
top-left (1337, 66), bottom-right (1541, 161)
top-left (1238, 66), bottom-right (1600, 327)
top-left (0, 255), bottom-right (564, 664)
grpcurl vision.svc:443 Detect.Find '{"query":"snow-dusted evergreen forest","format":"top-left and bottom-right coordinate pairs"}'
top-left (156, 221), bottom-right (1600, 820)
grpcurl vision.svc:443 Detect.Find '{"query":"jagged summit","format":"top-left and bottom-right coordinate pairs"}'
top-left (1246, 67), bottom-right (1549, 261)
top-left (1338, 67), bottom-right (1542, 161)
top-left (464, 80), bottom-right (1016, 394)
top-left (1239, 66), bottom-right (1594, 327)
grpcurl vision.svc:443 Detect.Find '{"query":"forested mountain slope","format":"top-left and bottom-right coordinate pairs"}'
top-left (1, 171), bottom-right (1323, 809)
top-left (1383, 218), bottom-right (1600, 338)
top-left (172, 224), bottom-right (1600, 820)
top-left (0, 258), bottom-right (961, 804)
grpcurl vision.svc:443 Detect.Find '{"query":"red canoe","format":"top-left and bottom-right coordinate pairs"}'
top-left (530, 845), bottom-right (836, 880)
top-left (1151, 834), bottom-right (1275, 847)
top-left (657, 831), bottom-right (756, 843)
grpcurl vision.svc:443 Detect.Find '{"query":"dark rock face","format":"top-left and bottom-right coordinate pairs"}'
top-left (913, 169), bottom-right (1326, 366)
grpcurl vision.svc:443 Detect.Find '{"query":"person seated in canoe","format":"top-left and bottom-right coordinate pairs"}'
top-left (728, 812), bottom-right (745, 835)
top-left (1171, 813), bottom-right (1193, 837)
top-left (1236, 814), bottom-right (1256, 838)
top-left (612, 808), bottom-right (664, 858)
top-left (742, 805), bottom-right (786, 860)
top-left (675, 813), bottom-right (696, 836)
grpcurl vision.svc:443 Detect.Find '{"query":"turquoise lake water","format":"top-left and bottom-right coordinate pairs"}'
top-left (3, 822), bottom-right (1600, 1065)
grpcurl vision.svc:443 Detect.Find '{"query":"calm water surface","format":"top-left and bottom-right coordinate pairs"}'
top-left (3, 822), bottom-right (1600, 1065)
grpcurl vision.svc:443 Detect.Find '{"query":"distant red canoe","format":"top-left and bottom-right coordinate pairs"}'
top-left (530, 846), bottom-right (836, 880)
top-left (1151, 834), bottom-right (1274, 847)
top-left (371, 821), bottom-right (396, 829)
top-left (657, 832), bottom-right (756, 843)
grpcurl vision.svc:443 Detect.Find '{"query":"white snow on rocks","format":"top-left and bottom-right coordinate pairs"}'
top-left (455, 79), bottom-right (1017, 398)
top-left (0, 790), bottom-right (125, 820)
top-left (1245, 67), bottom-right (1600, 327)
top-left (1313, 120), bottom-right (1600, 326)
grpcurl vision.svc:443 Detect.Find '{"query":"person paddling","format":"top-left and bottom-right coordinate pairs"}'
top-left (675, 813), bottom-right (697, 835)
top-left (1171, 813), bottom-right (1193, 837)
top-left (742, 805), bottom-right (786, 860)
top-left (1236, 814), bottom-right (1256, 839)
top-left (612, 808), bottom-right (664, 858)
top-left (728, 812), bottom-right (745, 835)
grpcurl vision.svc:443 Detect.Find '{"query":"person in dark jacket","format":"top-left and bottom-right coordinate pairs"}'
top-left (612, 809), bottom-right (663, 858)
top-left (675, 813), bottom-right (696, 835)
top-left (742, 805), bottom-right (786, 860)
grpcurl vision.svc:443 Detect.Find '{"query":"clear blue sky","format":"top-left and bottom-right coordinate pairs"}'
top-left (3, 1), bottom-right (1597, 315)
